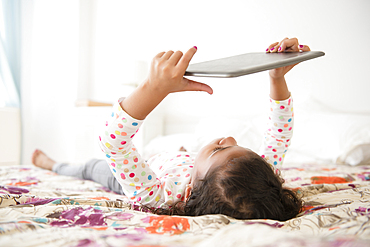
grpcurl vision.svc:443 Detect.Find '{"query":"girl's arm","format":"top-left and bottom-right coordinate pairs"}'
top-left (121, 47), bottom-right (213, 120)
top-left (99, 47), bottom-right (212, 207)
top-left (260, 38), bottom-right (310, 175)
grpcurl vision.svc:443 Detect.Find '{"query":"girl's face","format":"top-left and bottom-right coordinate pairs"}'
top-left (191, 137), bottom-right (254, 185)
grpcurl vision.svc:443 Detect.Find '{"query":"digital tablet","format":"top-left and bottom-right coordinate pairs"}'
top-left (185, 51), bottom-right (325, 78)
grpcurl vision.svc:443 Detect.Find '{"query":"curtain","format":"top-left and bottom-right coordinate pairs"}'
top-left (0, 0), bottom-right (21, 108)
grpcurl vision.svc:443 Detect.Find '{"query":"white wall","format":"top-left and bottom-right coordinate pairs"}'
top-left (92, 0), bottom-right (370, 116)
top-left (21, 0), bottom-right (370, 165)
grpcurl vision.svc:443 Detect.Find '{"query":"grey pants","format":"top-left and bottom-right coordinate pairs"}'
top-left (52, 159), bottom-right (124, 195)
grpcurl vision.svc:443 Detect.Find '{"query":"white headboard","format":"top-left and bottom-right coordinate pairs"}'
top-left (0, 108), bottom-right (21, 166)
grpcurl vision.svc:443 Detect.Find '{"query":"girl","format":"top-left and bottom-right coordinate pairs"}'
top-left (33, 37), bottom-right (309, 221)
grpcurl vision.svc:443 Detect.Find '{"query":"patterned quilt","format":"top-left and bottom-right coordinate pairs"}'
top-left (1, 163), bottom-right (370, 247)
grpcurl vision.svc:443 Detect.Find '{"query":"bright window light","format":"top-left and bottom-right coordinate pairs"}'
top-left (0, 1), bottom-right (6, 107)
top-left (0, 1), bottom-right (5, 41)
top-left (0, 75), bottom-right (6, 107)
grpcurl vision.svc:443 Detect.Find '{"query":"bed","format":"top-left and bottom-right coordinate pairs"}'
top-left (1, 99), bottom-right (370, 246)
top-left (1, 162), bottom-right (370, 246)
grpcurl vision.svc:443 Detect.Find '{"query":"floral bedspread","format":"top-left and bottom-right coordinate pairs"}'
top-left (0, 163), bottom-right (370, 247)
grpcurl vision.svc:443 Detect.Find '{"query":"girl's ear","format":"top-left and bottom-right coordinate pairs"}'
top-left (184, 184), bottom-right (193, 201)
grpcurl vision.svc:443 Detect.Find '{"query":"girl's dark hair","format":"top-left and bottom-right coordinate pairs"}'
top-left (155, 154), bottom-right (302, 221)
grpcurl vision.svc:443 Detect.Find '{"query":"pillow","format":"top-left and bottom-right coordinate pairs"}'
top-left (193, 105), bottom-right (370, 165)
top-left (193, 116), bottom-right (262, 153)
top-left (143, 97), bottom-right (370, 165)
top-left (143, 133), bottom-right (198, 160)
top-left (336, 143), bottom-right (370, 166)
top-left (143, 116), bottom-right (263, 159)
top-left (278, 96), bottom-right (370, 164)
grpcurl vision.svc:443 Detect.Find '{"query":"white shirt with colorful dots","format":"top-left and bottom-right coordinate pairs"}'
top-left (99, 96), bottom-right (293, 208)
top-left (259, 96), bottom-right (294, 177)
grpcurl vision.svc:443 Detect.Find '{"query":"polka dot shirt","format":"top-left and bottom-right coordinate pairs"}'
top-left (259, 97), bottom-right (294, 177)
top-left (99, 96), bottom-right (294, 208)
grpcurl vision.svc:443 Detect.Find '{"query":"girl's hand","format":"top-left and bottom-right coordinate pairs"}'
top-left (148, 47), bottom-right (213, 96)
top-left (120, 47), bottom-right (212, 120)
top-left (266, 37), bottom-right (311, 79)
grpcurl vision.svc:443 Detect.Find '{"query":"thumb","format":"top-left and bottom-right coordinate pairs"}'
top-left (181, 78), bottom-right (213, 95)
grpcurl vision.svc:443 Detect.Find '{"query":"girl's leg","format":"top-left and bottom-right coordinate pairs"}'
top-left (32, 149), bottom-right (123, 195)
top-left (53, 159), bottom-right (124, 195)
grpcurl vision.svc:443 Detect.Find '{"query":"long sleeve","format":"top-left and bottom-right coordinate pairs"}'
top-left (98, 98), bottom-right (193, 208)
top-left (259, 96), bottom-right (294, 176)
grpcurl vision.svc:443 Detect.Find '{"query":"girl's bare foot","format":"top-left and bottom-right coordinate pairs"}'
top-left (32, 149), bottom-right (56, 171)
